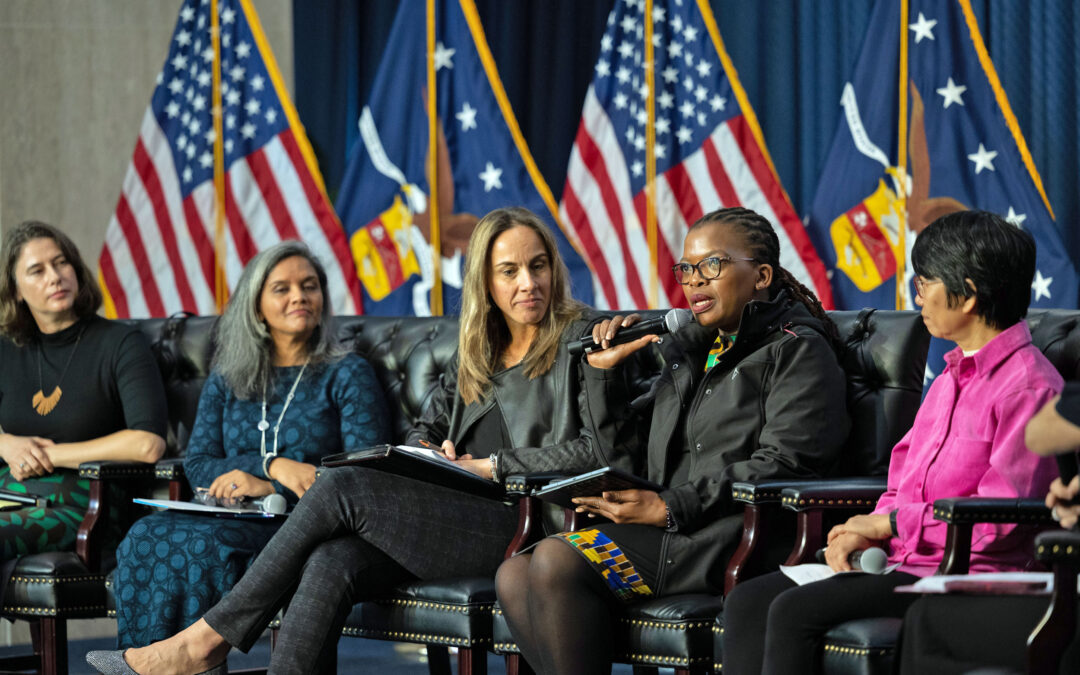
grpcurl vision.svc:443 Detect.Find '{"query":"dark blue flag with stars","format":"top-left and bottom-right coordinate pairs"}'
top-left (806, 0), bottom-right (1078, 389)
top-left (335, 0), bottom-right (591, 316)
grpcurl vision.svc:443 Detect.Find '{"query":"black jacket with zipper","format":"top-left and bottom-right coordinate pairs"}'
top-left (584, 291), bottom-right (850, 595)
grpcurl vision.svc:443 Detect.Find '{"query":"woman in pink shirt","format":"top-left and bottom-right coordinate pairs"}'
top-left (722, 210), bottom-right (1062, 675)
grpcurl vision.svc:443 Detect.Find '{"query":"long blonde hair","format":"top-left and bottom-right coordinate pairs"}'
top-left (457, 207), bottom-right (584, 404)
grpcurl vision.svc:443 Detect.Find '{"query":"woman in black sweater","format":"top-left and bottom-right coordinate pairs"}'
top-left (0, 221), bottom-right (167, 561)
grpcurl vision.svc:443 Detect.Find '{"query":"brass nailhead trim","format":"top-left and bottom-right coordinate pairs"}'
top-left (784, 496), bottom-right (875, 507)
top-left (932, 507), bottom-right (1051, 523)
top-left (618, 618), bottom-right (712, 631)
top-left (618, 652), bottom-right (711, 667)
top-left (823, 644), bottom-right (893, 657)
top-left (732, 489), bottom-right (781, 502)
top-left (369, 598), bottom-right (489, 614)
top-left (339, 627), bottom-right (487, 647)
top-left (79, 468), bottom-right (149, 479)
top-left (493, 642), bottom-right (519, 652)
top-left (9, 575), bottom-right (106, 585)
top-left (1, 605), bottom-right (106, 616)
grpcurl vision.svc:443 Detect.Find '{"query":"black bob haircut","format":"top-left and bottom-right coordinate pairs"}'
top-left (911, 210), bottom-right (1036, 330)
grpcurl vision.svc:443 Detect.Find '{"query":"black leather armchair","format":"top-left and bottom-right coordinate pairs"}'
top-left (0, 315), bottom-right (211, 675)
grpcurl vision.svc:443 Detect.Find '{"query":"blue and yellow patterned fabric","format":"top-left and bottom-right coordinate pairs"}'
top-left (556, 529), bottom-right (653, 602)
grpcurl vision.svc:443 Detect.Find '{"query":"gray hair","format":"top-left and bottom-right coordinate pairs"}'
top-left (212, 241), bottom-right (342, 399)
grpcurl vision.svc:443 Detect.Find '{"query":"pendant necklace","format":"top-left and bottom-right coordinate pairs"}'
top-left (258, 359), bottom-right (309, 459)
top-left (32, 325), bottom-right (84, 416)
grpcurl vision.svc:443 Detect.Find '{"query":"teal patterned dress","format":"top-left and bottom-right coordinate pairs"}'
top-left (0, 316), bottom-right (168, 561)
top-left (113, 353), bottom-right (390, 647)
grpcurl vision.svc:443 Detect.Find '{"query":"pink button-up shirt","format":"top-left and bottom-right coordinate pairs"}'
top-left (871, 321), bottom-right (1062, 576)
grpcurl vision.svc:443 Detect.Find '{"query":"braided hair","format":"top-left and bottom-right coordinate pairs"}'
top-left (691, 207), bottom-right (842, 348)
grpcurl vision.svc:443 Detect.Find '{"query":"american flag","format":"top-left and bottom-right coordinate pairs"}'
top-left (561, 0), bottom-right (834, 310)
top-left (99, 0), bottom-right (361, 318)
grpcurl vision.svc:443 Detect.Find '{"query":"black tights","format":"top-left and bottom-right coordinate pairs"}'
top-left (496, 539), bottom-right (621, 675)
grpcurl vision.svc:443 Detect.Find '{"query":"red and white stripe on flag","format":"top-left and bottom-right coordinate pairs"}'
top-left (559, 0), bottom-right (833, 311)
top-left (99, 0), bottom-right (360, 318)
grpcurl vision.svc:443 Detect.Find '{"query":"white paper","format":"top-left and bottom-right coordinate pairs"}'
top-left (395, 444), bottom-right (454, 463)
top-left (133, 498), bottom-right (277, 517)
top-left (894, 571), bottom-right (1059, 594)
top-left (780, 561), bottom-right (903, 586)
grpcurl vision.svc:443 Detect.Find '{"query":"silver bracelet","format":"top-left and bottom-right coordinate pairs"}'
top-left (489, 454), bottom-right (499, 483)
top-left (262, 454), bottom-right (276, 479)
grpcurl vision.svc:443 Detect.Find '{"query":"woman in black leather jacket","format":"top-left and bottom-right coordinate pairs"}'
top-left (89, 207), bottom-right (617, 675)
top-left (496, 206), bottom-right (850, 675)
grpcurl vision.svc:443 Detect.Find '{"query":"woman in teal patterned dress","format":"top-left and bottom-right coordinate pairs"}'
top-left (0, 221), bottom-right (168, 562)
top-left (112, 241), bottom-right (390, 648)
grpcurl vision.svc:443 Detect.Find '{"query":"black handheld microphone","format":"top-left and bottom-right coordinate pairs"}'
top-left (814, 546), bottom-right (889, 574)
top-left (569, 308), bottom-right (694, 357)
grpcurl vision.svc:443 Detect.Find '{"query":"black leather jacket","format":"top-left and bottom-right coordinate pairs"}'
top-left (406, 315), bottom-right (611, 476)
top-left (585, 291), bottom-right (850, 595)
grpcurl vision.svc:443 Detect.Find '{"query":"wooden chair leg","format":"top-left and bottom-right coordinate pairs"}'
top-left (426, 645), bottom-right (452, 675)
top-left (504, 653), bottom-right (535, 675)
top-left (457, 646), bottom-right (487, 675)
top-left (31, 617), bottom-right (68, 675)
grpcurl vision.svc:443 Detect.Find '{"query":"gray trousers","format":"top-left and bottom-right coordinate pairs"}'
top-left (203, 466), bottom-right (519, 675)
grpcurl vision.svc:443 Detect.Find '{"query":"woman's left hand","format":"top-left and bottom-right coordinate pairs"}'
top-left (572, 489), bottom-right (668, 526)
top-left (208, 469), bottom-right (275, 501)
top-left (452, 457), bottom-right (492, 479)
top-left (1046, 476), bottom-right (1080, 529)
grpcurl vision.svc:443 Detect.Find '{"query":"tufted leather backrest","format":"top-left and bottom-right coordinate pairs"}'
top-left (128, 308), bottom-right (1078, 476)
top-left (829, 310), bottom-right (930, 477)
top-left (333, 316), bottom-right (460, 443)
top-left (1027, 309), bottom-right (1080, 382)
top-left (127, 314), bottom-right (218, 456)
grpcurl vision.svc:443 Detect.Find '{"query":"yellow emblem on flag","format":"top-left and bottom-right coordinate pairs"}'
top-left (350, 193), bottom-right (422, 302)
top-left (830, 178), bottom-right (904, 292)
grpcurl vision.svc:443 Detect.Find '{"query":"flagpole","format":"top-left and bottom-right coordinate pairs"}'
top-left (210, 0), bottom-right (228, 313)
top-left (426, 0), bottom-right (444, 316)
top-left (643, 0), bottom-right (658, 309)
top-left (895, 0), bottom-right (910, 311)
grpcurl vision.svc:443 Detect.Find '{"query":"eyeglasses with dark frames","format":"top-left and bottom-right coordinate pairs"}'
top-left (672, 256), bottom-right (756, 285)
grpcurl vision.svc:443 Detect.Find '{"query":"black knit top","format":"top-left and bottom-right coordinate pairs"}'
top-left (0, 315), bottom-right (168, 445)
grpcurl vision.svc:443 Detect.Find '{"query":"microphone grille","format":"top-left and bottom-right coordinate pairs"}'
top-left (664, 308), bottom-right (694, 333)
top-left (860, 547), bottom-right (889, 574)
top-left (261, 493), bottom-right (288, 515)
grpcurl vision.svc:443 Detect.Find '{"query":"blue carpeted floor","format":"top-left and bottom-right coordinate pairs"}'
top-left (8, 633), bottom-right (642, 673)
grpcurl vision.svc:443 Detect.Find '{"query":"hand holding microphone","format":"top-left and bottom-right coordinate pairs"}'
top-left (815, 545), bottom-right (889, 574)
top-left (195, 488), bottom-right (288, 514)
top-left (573, 309), bottom-right (695, 369)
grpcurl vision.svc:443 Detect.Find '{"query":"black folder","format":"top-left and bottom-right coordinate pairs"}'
top-left (534, 466), bottom-right (663, 509)
top-left (321, 445), bottom-right (506, 501)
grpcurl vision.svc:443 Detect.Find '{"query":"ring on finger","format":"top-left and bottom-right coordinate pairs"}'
top-left (230, 482), bottom-right (239, 490)
top-left (19, 462), bottom-right (26, 469)
top-left (1051, 507), bottom-right (1061, 522)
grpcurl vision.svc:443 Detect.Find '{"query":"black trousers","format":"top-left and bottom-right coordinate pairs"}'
top-left (899, 594), bottom-right (1080, 674)
top-left (202, 466), bottom-right (519, 675)
top-left (722, 569), bottom-right (919, 675)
